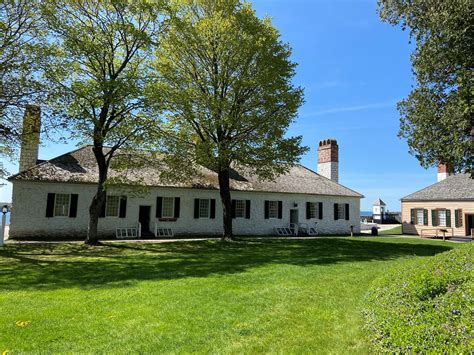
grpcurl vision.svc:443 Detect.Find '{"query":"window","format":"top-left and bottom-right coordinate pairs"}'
top-left (268, 201), bottom-right (278, 219)
top-left (234, 200), bottom-right (246, 218)
top-left (106, 195), bottom-right (120, 217)
top-left (308, 202), bottom-right (318, 219)
top-left (337, 204), bottom-right (345, 220)
top-left (54, 194), bottom-right (70, 217)
top-left (438, 209), bottom-right (447, 227)
top-left (199, 199), bottom-right (210, 218)
top-left (416, 209), bottom-right (424, 225)
top-left (162, 197), bottom-right (175, 218)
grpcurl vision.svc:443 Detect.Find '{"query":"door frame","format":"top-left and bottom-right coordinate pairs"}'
top-left (138, 205), bottom-right (152, 235)
top-left (465, 213), bottom-right (474, 237)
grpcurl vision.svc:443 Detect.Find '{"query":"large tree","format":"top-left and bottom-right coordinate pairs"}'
top-left (41, 0), bottom-right (166, 244)
top-left (148, 0), bottom-right (307, 240)
top-left (378, 0), bottom-right (473, 176)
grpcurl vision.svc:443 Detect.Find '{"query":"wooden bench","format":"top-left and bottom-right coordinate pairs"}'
top-left (420, 228), bottom-right (454, 241)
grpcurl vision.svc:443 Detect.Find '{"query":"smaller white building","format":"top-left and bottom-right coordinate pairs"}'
top-left (372, 198), bottom-right (386, 223)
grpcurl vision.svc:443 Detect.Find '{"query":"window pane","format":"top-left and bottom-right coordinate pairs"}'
top-left (199, 199), bottom-right (210, 218)
top-left (162, 197), bottom-right (174, 218)
top-left (337, 204), bottom-right (345, 219)
top-left (106, 196), bottom-right (120, 217)
top-left (54, 194), bottom-right (70, 217)
top-left (416, 209), bottom-right (424, 225)
top-left (268, 201), bottom-right (278, 218)
top-left (309, 203), bottom-right (318, 219)
top-left (438, 210), bottom-right (446, 226)
top-left (235, 200), bottom-right (245, 218)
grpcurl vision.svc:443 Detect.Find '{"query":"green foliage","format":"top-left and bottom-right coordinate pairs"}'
top-left (378, 0), bottom-right (474, 173)
top-left (364, 242), bottom-right (473, 353)
top-left (148, 0), bottom-right (307, 179)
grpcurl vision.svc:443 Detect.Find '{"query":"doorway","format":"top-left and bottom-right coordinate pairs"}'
top-left (466, 214), bottom-right (474, 237)
top-left (139, 206), bottom-right (152, 237)
top-left (290, 209), bottom-right (299, 235)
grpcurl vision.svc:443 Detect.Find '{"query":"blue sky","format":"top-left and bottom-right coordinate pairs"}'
top-left (0, 0), bottom-right (438, 211)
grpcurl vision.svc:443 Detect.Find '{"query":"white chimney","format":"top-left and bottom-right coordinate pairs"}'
top-left (318, 138), bottom-right (339, 182)
top-left (19, 105), bottom-right (41, 172)
top-left (437, 162), bottom-right (453, 182)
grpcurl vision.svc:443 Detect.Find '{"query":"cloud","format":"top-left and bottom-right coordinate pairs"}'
top-left (300, 100), bottom-right (398, 118)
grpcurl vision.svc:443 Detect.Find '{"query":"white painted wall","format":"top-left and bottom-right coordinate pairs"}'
top-left (317, 162), bottom-right (338, 183)
top-left (10, 181), bottom-right (361, 238)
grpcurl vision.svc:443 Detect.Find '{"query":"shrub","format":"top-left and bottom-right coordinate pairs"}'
top-left (363, 243), bottom-right (473, 353)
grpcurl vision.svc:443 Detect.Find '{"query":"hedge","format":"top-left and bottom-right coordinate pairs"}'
top-left (364, 242), bottom-right (473, 353)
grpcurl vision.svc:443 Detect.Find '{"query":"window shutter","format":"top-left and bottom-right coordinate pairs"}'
top-left (423, 209), bottom-right (428, 226)
top-left (231, 200), bottom-right (236, 219)
top-left (210, 199), bottom-right (216, 219)
top-left (455, 209), bottom-right (463, 228)
top-left (410, 209), bottom-right (415, 223)
top-left (194, 199), bottom-right (200, 219)
top-left (119, 196), bottom-right (127, 218)
top-left (99, 198), bottom-right (106, 218)
top-left (278, 201), bottom-right (283, 219)
top-left (306, 202), bottom-right (311, 219)
top-left (264, 201), bottom-right (269, 219)
top-left (446, 209), bottom-right (451, 227)
top-left (245, 200), bottom-right (251, 219)
top-left (334, 203), bottom-right (338, 220)
top-left (156, 197), bottom-right (163, 218)
top-left (318, 202), bottom-right (323, 219)
top-left (46, 193), bottom-right (55, 217)
top-left (174, 197), bottom-right (180, 218)
top-left (69, 194), bottom-right (78, 218)
top-left (431, 210), bottom-right (438, 226)
top-left (345, 203), bottom-right (350, 220)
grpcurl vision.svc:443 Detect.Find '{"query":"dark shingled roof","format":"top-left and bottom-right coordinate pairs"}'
top-left (9, 146), bottom-right (363, 198)
top-left (401, 173), bottom-right (474, 201)
top-left (373, 198), bottom-right (386, 206)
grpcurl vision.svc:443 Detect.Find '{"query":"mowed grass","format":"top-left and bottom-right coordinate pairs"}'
top-left (0, 237), bottom-right (455, 353)
top-left (378, 225), bottom-right (402, 235)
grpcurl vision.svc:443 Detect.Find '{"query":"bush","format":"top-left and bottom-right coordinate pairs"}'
top-left (363, 243), bottom-right (473, 353)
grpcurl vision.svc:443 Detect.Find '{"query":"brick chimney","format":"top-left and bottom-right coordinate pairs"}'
top-left (318, 138), bottom-right (339, 182)
top-left (437, 162), bottom-right (453, 182)
top-left (19, 105), bottom-right (41, 172)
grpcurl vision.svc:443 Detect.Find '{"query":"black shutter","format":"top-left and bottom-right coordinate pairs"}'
top-left (431, 209), bottom-right (438, 226)
top-left (245, 200), bottom-right (251, 219)
top-left (231, 200), bottom-right (237, 219)
top-left (99, 198), bottom-right (106, 218)
top-left (306, 202), bottom-right (311, 219)
top-left (345, 203), bottom-right (350, 220)
top-left (264, 201), bottom-right (269, 219)
top-left (69, 194), bottom-right (78, 218)
top-left (334, 203), bottom-right (338, 220)
top-left (174, 197), bottom-right (180, 218)
top-left (210, 199), bottom-right (216, 219)
top-left (423, 209), bottom-right (428, 226)
top-left (156, 197), bottom-right (163, 218)
top-left (278, 201), bottom-right (283, 219)
top-left (455, 209), bottom-right (462, 228)
top-left (119, 196), bottom-right (127, 218)
top-left (46, 193), bottom-right (55, 217)
top-left (194, 199), bottom-right (200, 219)
top-left (318, 202), bottom-right (323, 219)
top-left (446, 209), bottom-right (451, 227)
top-left (410, 209), bottom-right (415, 223)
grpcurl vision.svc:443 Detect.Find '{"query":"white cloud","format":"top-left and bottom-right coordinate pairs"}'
top-left (300, 100), bottom-right (398, 118)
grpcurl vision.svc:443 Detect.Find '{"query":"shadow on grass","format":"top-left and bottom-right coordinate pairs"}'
top-left (0, 238), bottom-right (451, 291)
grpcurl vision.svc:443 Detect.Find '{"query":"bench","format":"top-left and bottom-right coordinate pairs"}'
top-left (420, 228), bottom-right (454, 241)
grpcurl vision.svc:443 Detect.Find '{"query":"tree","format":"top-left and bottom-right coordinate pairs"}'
top-left (377, 0), bottom-right (473, 176)
top-left (0, 0), bottom-right (42, 178)
top-left (148, 0), bottom-right (307, 240)
top-left (41, 0), bottom-right (166, 244)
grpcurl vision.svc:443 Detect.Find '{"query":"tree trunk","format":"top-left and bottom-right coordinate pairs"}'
top-left (85, 146), bottom-right (108, 245)
top-left (218, 167), bottom-right (233, 241)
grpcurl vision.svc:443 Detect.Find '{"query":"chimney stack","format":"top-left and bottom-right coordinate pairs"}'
top-left (437, 162), bottom-right (453, 182)
top-left (318, 138), bottom-right (339, 182)
top-left (19, 105), bottom-right (41, 172)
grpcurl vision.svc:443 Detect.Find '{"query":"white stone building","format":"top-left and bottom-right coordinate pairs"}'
top-left (8, 107), bottom-right (363, 239)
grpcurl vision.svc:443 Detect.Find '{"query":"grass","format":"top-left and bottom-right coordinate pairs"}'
top-left (378, 225), bottom-right (402, 235)
top-left (0, 237), bottom-right (456, 353)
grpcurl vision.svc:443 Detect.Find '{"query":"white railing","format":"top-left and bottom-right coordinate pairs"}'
top-left (154, 222), bottom-right (174, 238)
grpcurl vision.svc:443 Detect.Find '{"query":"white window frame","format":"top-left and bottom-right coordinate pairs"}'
top-left (337, 204), bottom-right (345, 220)
top-left (234, 200), bottom-right (246, 218)
top-left (199, 199), bottom-right (210, 219)
top-left (416, 209), bottom-right (424, 225)
top-left (309, 202), bottom-right (318, 219)
top-left (105, 195), bottom-right (120, 217)
top-left (438, 209), bottom-right (447, 227)
top-left (268, 201), bottom-right (278, 219)
top-left (54, 193), bottom-right (70, 217)
top-left (162, 197), bottom-right (175, 218)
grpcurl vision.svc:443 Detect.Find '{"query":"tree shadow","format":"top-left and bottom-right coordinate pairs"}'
top-left (0, 238), bottom-right (452, 291)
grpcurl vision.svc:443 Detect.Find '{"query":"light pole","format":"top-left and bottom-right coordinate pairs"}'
top-left (0, 205), bottom-right (8, 247)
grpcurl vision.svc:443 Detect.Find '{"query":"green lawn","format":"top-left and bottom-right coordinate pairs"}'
top-left (378, 225), bottom-right (402, 235)
top-left (0, 237), bottom-right (455, 353)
